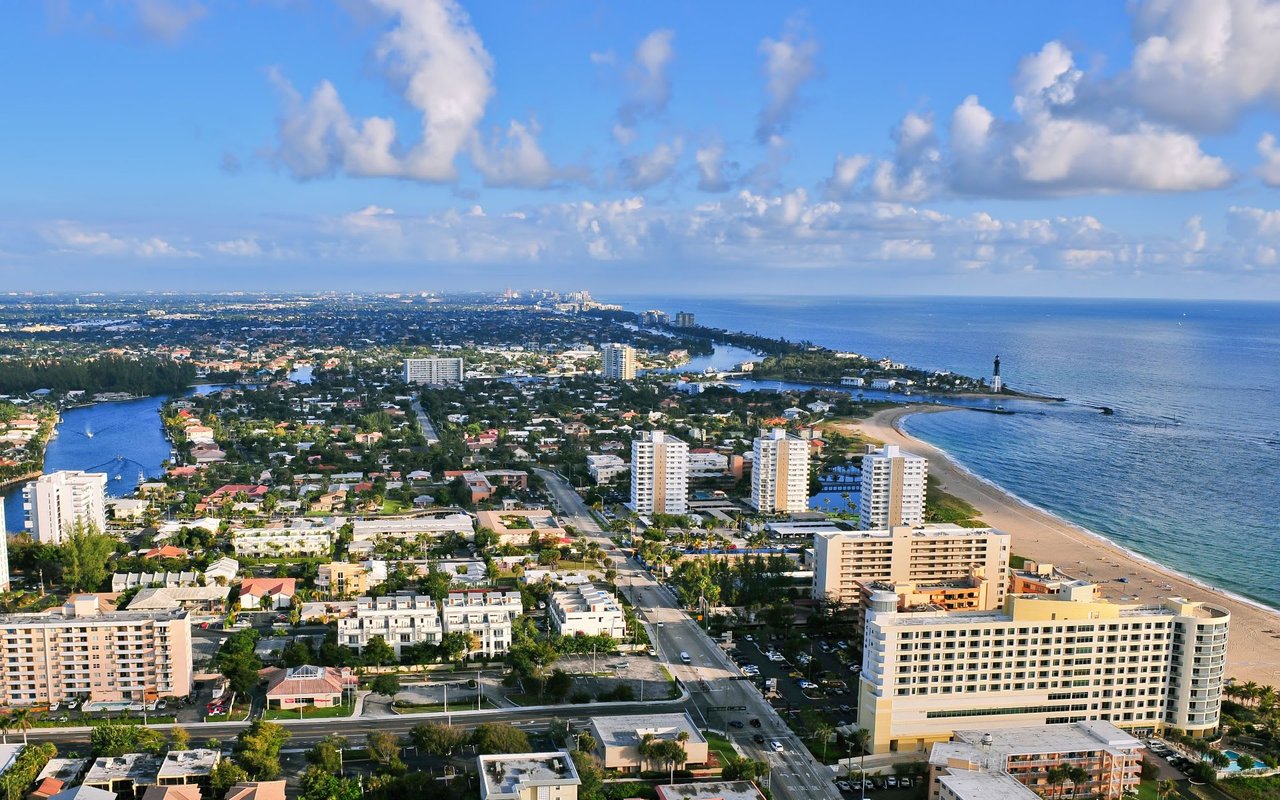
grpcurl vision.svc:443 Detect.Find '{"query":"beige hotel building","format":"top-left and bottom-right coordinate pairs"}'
top-left (0, 595), bottom-right (193, 706)
top-left (858, 583), bottom-right (1229, 754)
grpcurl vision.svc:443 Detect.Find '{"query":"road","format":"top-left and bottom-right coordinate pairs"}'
top-left (410, 397), bottom-right (440, 444)
top-left (536, 469), bottom-right (840, 800)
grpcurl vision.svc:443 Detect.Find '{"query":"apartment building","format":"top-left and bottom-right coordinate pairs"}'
top-left (601, 343), bottom-right (637, 381)
top-left (316, 562), bottom-right (369, 598)
top-left (586, 454), bottom-right (628, 484)
top-left (25, 470), bottom-right (108, 544)
top-left (589, 713), bottom-right (709, 773)
top-left (232, 526), bottom-right (333, 558)
top-left (348, 514), bottom-right (475, 555)
top-left (338, 593), bottom-right (442, 658)
top-left (750, 428), bottom-right (810, 513)
top-left (630, 431), bottom-right (689, 514)
top-left (403, 357), bottom-right (465, 385)
top-left (548, 584), bottom-right (627, 639)
top-left (0, 509), bottom-right (8, 593)
top-left (858, 445), bottom-right (927, 530)
top-left (0, 595), bottom-right (193, 707)
top-left (857, 583), bottom-right (1230, 754)
top-left (812, 524), bottom-right (1011, 608)
top-left (927, 721), bottom-right (1143, 800)
top-left (441, 590), bottom-right (523, 657)
top-left (478, 751), bottom-right (580, 800)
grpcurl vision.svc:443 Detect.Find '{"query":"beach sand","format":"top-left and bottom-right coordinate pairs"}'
top-left (825, 405), bottom-right (1280, 686)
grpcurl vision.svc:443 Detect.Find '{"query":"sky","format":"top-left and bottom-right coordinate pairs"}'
top-left (3, 1), bottom-right (1280, 298)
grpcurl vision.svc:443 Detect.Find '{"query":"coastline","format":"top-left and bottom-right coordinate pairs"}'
top-left (827, 405), bottom-right (1280, 685)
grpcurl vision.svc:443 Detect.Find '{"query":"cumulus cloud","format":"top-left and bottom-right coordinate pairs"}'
top-left (756, 19), bottom-right (819, 143)
top-left (1257, 133), bottom-right (1280, 186)
top-left (133, 0), bottom-right (206, 44)
top-left (617, 29), bottom-right (675, 130)
top-left (622, 138), bottom-right (683, 190)
top-left (210, 238), bottom-right (263, 257)
top-left (269, 0), bottom-right (571, 188)
top-left (695, 142), bottom-right (735, 193)
top-left (44, 222), bottom-right (196, 258)
top-left (1126, 0), bottom-right (1280, 132)
top-left (822, 154), bottom-right (871, 199)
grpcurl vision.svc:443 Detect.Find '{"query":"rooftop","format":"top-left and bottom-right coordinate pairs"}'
top-left (656, 781), bottom-right (766, 800)
top-left (155, 749), bottom-right (220, 779)
top-left (478, 751), bottom-right (580, 800)
top-left (938, 770), bottom-right (1038, 800)
top-left (945, 720), bottom-right (1144, 762)
top-left (85, 753), bottom-right (163, 784)
top-left (590, 712), bottom-right (705, 748)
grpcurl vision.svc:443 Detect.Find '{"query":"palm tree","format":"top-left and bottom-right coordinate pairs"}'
top-left (1157, 778), bottom-right (1177, 800)
top-left (1061, 765), bottom-right (1088, 798)
top-left (0, 716), bottom-right (9, 745)
top-left (10, 709), bottom-right (32, 745)
top-left (1242, 681), bottom-right (1261, 706)
top-left (813, 723), bottom-right (835, 762)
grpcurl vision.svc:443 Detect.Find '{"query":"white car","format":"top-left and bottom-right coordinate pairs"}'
top-left (770, 740), bottom-right (784, 752)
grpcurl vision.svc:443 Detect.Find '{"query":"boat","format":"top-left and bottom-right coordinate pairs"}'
top-left (113, 473), bottom-right (122, 481)
top-left (85, 426), bottom-right (94, 439)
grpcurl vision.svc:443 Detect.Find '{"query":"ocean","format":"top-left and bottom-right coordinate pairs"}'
top-left (621, 295), bottom-right (1280, 610)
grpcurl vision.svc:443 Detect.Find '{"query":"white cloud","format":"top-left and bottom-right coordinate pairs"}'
top-left (45, 222), bottom-right (196, 258)
top-left (133, 0), bottom-right (206, 43)
top-left (1257, 133), bottom-right (1280, 186)
top-left (756, 20), bottom-right (819, 142)
top-left (622, 138), bottom-right (683, 190)
top-left (695, 142), bottom-right (734, 193)
top-left (822, 154), bottom-right (871, 199)
top-left (1228, 205), bottom-right (1280, 236)
top-left (589, 50), bottom-right (615, 65)
top-left (471, 119), bottom-right (577, 189)
top-left (211, 238), bottom-right (263, 257)
top-left (1127, 0), bottom-right (1280, 131)
top-left (618, 29), bottom-right (675, 127)
top-left (876, 239), bottom-right (936, 260)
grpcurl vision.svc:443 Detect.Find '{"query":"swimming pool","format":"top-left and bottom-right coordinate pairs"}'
top-left (1203, 750), bottom-right (1245, 773)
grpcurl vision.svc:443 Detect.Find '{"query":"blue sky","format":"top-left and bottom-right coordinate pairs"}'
top-left (3, 0), bottom-right (1280, 298)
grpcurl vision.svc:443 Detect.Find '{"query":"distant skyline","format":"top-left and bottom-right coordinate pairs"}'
top-left (3, 1), bottom-right (1280, 298)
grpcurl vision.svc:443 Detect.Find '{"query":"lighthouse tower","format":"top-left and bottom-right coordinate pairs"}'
top-left (992, 354), bottom-right (1002, 394)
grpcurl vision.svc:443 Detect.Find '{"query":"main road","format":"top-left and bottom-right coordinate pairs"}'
top-left (536, 469), bottom-right (841, 800)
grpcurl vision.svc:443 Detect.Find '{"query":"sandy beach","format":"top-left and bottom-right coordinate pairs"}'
top-left (826, 405), bottom-right (1280, 686)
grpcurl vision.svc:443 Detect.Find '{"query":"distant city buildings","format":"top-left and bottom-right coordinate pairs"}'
top-left (858, 445), bottom-right (927, 530)
top-left (858, 583), bottom-right (1230, 753)
top-left (601, 343), bottom-right (637, 381)
top-left (403, 357), bottom-right (465, 385)
top-left (25, 470), bottom-right (108, 544)
top-left (0, 595), bottom-right (192, 707)
top-left (630, 431), bottom-right (689, 514)
top-left (750, 427), bottom-right (810, 513)
top-left (674, 311), bottom-right (696, 328)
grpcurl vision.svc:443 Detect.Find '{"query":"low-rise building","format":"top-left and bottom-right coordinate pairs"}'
top-left (263, 665), bottom-right (355, 709)
top-left (441, 590), bottom-right (523, 657)
top-left (111, 572), bottom-right (201, 593)
top-left (926, 721), bottom-right (1144, 800)
top-left (223, 783), bottom-right (286, 800)
top-left (127, 586), bottom-right (230, 614)
top-left (548, 584), bottom-right (627, 639)
top-left (238, 578), bottom-right (296, 610)
top-left (154, 749), bottom-right (219, 790)
top-left (339, 593), bottom-right (442, 657)
top-left (656, 782), bottom-right (767, 800)
top-left (589, 713), bottom-right (709, 773)
top-left (316, 562), bottom-right (369, 598)
top-left (478, 751), bottom-right (580, 800)
top-left (586, 454), bottom-right (628, 484)
top-left (476, 509), bottom-right (566, 546)
top-left (232, 526), bottom-right (333, 558)
top-left (83, 753), bottom-right (164, 798)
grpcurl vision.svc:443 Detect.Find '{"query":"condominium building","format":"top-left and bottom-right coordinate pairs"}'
top-left (858, 445), bottom-right (927, 530)
top-left (25, 470), bottom-right (108, 544)
top-left (232, 526), bottom-right (333, 558)
top-left (348, 514), bottom-right (475, 553)
top-left (927, 720), bottom-right (1143, 800)
top-left (586, 454), bottom-right (628, 484)
top-left (601, 343), bottom-right (637, 381)
top-left (674, 312), bottom-right (696, 328)
top-left (0, 595), bottom-right (192, 707)
top-left (478, 751), bottom-right (580, 800)
top-left (0, 508), bottom-right (9, 593)
top-left (338, 593), bottom-right (442, 658)
top-left (441, 590), bottom-right (523, 657)
top-left (750, 428), bottom-right (810, 513)
top-left (589, 713), bottom-right (709, 773)
top-left (630, 431), bottom-right (689, 514)
top-left (316, 562), bottom-right (369, 598)
top-left (812, 524), bottom-right (1011, 608)
top-left (857, 583), bottom-right (1230, 754)
top-left (548, 583), bottom-right (627, 639)
top-left (403, 356), bottom-right (465, 385)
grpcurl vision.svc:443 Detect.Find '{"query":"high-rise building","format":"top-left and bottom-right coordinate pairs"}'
top-left (857, 583), bottom-right (1229, 754)
top-left (750, 428), bottom-right (810, 513)
top-left (402, 357), bottom-right (464, 385)
top-left (675, 311), bottom-right (696, 328)
top-left (25, 470), bottom-right (108, 544)
top-left (630, 431), bottom-right (689, 514)
top-left (601, 343), bottom-right (637, 381)
top-left (0, 510), bottom-right (8, 593)
top-left (858, 445), bottom-right (927, 530)
top-left (0, 595), bottom-right (192, 707)
top-left (811, 523), bottom-right (1010, 607)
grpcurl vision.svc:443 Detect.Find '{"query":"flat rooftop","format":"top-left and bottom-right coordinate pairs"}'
top-left (85, 753), bottom-right (163, 784)
top-left (657, 781), bottom-right (765, 800)
top-left (938, 771), bottom-right (1038, 800)
top-left (156, 749), bottom-right (220, 779)
top-left (591, 712), bottom-right (705, 748)
top-left (478, 751), bottom-right (580, 799)
top-left (953, 720), bottom-right (1143, 758)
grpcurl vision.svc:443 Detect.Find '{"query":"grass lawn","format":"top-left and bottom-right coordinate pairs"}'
top-left (380, 499), bottom-right (405, 514)
top-left (702, 731), bottom-right (738, 767)
top-left (925, 475), bottom-right (985, 526)
top-left (1219, 776), bottom-right (1280, 800)
top-left (261, 704), bottom-right (354, 721)
top-left (392, 697), bottom-right (501, 713)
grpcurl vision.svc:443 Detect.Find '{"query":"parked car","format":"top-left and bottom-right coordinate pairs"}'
top-left (886, 776), bottom-right (897, 788)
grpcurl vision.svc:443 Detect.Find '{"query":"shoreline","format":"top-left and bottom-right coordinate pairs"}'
top-left (826, 404), bottom-right (1280, 685)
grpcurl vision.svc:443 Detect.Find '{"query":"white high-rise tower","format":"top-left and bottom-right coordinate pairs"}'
top-left (857, 445), bottom-right (927, 530)
top-left (750, 428), bottom-right (810, 513)
top-left (630, 431), bottom-right (688, 514)
top-left (601, 343), bottom-right (637, 381)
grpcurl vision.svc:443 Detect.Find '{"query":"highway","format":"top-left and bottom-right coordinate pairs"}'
top-left (536, 468), bottom-right (841, 800)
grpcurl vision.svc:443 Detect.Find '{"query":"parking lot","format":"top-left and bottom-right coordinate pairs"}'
top-left (725, 631), bottom-right (863, 730)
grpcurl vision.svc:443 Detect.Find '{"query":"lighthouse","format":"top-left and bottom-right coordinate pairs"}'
top-left (992, 354), bottom-right (1002, 393)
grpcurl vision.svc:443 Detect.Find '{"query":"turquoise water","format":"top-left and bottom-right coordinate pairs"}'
top-left (622, 296), bottom-right (1280, 610)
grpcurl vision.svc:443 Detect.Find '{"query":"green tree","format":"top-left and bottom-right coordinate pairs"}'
top-left (422, 564), bottom-right (453, 603)
top-left (371, 673), bottom-right (401, 698)
top-left (305, 736), bottom-right (347, 774)
top-left (90, 721), bottom-right (166, 757)
top-left (472, 722), bottom-right (531, 755)
top-left (300, 769), bottom-right (363, 800)
top-left (362, 636), bottom-right (397, 667)
top-left (570, 750), bottom-right (605, 800)
top-left (8, 711), bottom-right (31, 746)
top-left (410, 722), bottom-right (468, 757)
top-left (220, 649), bottom-right (263, 697)
top-left (169, 726), bottom-right (191, 751)
top-left (234, 720), bottom-right (291, 780)
top-left (210, 760), bottom-right (249, 794)
top-left (545, 668), bottom-right (573, 702)
top-left (367, 730), bottom-right (406, 775)
top-left (59, 521), bottom-right (117, 592)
